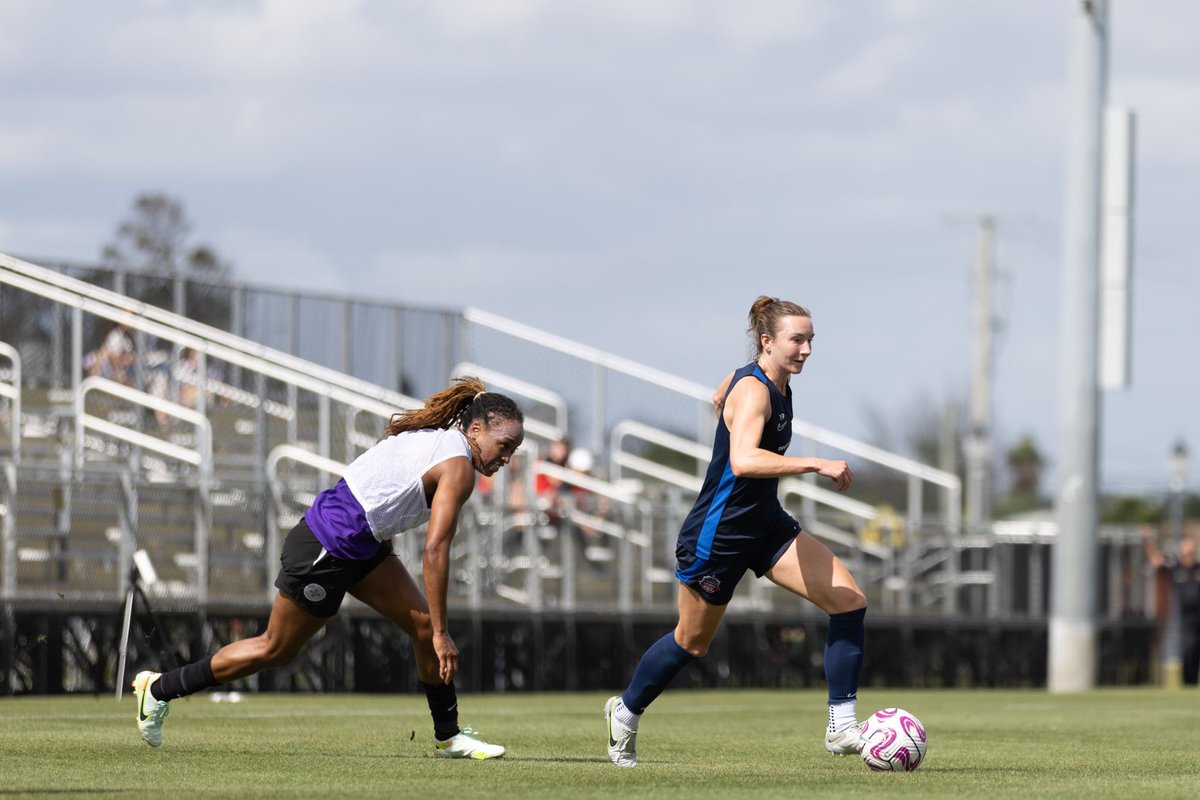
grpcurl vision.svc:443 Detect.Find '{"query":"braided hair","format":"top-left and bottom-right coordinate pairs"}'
top-left (382, 376), bottom-right (523, 438)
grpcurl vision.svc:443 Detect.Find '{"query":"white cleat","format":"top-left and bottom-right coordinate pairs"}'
top-left (131, 671), bottom-right (170, 748)
top-left (604, 696), bottom-right (638, 768)
top-left (824, 724), bottom-right (863, 756)
top-left (434, 727), bottom-right (506, 760)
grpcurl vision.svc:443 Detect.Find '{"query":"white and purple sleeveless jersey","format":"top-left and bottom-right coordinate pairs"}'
top-left (304, 427), bottom-right (472, 560)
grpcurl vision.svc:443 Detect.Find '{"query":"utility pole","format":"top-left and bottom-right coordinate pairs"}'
top-left (1049, 0), bottom-right (1108, 693)
top-left (965, 216), bottom-right (995, 534)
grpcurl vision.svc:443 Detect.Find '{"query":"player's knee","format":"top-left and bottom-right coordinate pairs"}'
top-left (832, 590), bottom-right (867, 615)
top-left (812, 585), bottom-right (866, 615)
top-left (411, 609), bottom-right (434, 644)
top-left (257, 636), bottom-right (301, 668)
top-left (674, 633), bottom-right (711, 658)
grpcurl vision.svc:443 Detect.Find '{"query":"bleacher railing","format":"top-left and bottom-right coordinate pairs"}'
top-left (0, 253), bottom-right (429, 605)
top-left (1, 342), bottom-right (20, 600)
top-left (4, 251), bottom-right (1153, 622)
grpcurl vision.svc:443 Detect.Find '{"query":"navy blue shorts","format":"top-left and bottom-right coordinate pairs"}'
top-left (674, 514), bottom-right (800, 605)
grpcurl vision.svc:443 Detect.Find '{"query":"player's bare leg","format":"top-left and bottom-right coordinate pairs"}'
top-left (134, 592), bottom-right (326, 747)
top-left (766, 532), bottom-right (867, 755)
top-left (606, 585), bottom-right (728, 766)
top-left (350, 557), bottom-right (505, 759)
top-left (211, 592), bottom-right (328, 682)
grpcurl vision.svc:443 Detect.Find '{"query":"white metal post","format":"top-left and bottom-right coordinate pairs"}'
top-left (1049, 0), bottom-right (1108, 693)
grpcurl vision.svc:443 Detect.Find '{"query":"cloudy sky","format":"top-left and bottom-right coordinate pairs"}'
top-left (1, 1), bottom-right (1197, 493)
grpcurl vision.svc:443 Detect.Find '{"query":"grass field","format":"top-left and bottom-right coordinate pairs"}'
top-left (2, 688), bottom-right (1198, 799)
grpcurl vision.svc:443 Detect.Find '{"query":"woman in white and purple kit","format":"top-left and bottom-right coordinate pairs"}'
top-left (131, 377), bottom-right (523, 759)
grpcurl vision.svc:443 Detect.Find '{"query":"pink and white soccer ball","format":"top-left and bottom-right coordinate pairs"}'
top-left (858, 707), bottom-right (927, 772)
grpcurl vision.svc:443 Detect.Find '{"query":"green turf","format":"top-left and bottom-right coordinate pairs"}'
top-left (1, 688), bottom-right (1198, 799)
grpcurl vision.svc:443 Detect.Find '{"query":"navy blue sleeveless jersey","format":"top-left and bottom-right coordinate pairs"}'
top-left (677, 363), bottom-right (793, 562)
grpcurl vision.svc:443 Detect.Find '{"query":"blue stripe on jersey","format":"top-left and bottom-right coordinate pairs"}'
top-left (675, 362), bottom-right (792, 562)
top-left (694, 460), bottom-right (736, 561)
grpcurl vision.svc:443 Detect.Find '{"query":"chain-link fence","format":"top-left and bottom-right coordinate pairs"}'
top-left (0, 255), bottom-right (1159, 625)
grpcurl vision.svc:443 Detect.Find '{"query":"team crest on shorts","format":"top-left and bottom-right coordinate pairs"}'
top-left (699, 575), bottom-right (721, 594)
top-left (303, 583), bottom-right (327, 602)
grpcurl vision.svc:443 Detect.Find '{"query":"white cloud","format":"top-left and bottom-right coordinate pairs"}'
top-left (0, 215), bottom-right (111, 262)
top-left (427, 0), bottom-right (545, 40)
top-left (0, 125), bottom-right (61, 172)
top-left (370, 246), bottom-right (579, 305)
top-left (1, 0), bottom-right (1198, 483)
top-left (813, 35), bottom-right (918, 101)
top-left (1111, 77), bottom-right (1200, 165)
top-left (698, 0), bottom-right (832, 48)
top-left (216, 225), bottom-right (342, 292)
top-left (0, 0), bottom-right (51, 68)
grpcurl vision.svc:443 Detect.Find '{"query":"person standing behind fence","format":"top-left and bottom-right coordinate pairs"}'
top-left (604, 296), bottom-right (865, 767)
top-left (1142, 527), bottom-right (1200, 685)
top-left (85, 320), bottom-right (135, 385)
top-left (534, 436), bottom-right (571, 504)
top-left (130, 377), bottom-right (524, 758)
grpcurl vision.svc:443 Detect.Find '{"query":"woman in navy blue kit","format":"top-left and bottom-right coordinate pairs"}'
top-left (131, 377), bottom-right (523, 759)
top-left (605, 296), bottom-right (867, 767)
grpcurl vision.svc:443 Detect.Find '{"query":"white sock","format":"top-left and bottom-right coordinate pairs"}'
top-left (828, 700), bottom-right (857, 733)
top-left (613, 698), bottom-right (641, 730)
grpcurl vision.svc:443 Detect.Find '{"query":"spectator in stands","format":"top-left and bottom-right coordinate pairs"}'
top-left (85, 319), bottom-right (135, 385)
top-left (534, 436), bottom-right (572, 503)
top-left (565, 447), bottom-right (613, 564)
top-left (1142, 527), bottom-right (1200, 685)
top-left (474, 444), bottom-right (531, 535)
top-left (142, 344), bottom-right (173, 430)
top-left (131, 378), bottom-right (524, 759)
top-left (174, 347), bottom-right (208, 410)
top-left (604, 295), bottom-right (862, 767)
top-left (502, 452), bottom-right (531, 515)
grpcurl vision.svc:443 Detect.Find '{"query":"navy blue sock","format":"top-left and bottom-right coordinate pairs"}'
top-left (150, 655), bottom-right (217, 701)
top-left (621, 632), bottom-right (697, 714)
top-left (825, 607), bottom-right (866, 704)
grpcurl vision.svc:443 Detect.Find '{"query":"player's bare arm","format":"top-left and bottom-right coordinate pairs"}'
top-left (422, 456), bottom-right (475, 683)
top-left (724, 378), bottom-right (852, 492)
top-left (712, 371), bottom-right (735, 412)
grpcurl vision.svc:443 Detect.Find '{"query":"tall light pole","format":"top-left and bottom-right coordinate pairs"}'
top-left (965, 216), bottom-right (995, 535)
top-left (1049, 0), bottom-right (1108, 693)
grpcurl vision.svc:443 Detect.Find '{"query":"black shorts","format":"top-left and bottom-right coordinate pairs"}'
top-left (674, 515), bottom-right (800, 605)
top-left (274, 518), bottom-right (393, 617)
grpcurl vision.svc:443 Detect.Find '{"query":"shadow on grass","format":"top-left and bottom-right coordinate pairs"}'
top-left (917, 765), bottom-right (1048, 775)
top-left (498, 756), bottom-right (610, 764)
top-left (0, 791), bottom-right (130, 796)
top-left (178, 746), bottom-right (611, 764)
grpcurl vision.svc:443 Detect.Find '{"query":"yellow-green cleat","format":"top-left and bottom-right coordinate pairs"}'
top-left (604, 696), bottom-right (638, 767)
top-left (131, 671), bottom-right (170, 748)
top-left (434, 727), bottom-right (506, 760)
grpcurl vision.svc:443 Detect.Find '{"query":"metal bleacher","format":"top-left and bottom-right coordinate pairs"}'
top-left (0, 252), bottom-right (1154, 693)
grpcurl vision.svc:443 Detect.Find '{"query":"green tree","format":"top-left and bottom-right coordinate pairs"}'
top-left (102, 193), bottom-right (232, 280)
top-left (858, 394), bottom-right (963, 512)
top-left (995, 435), bottom-right (1045, 516)
top-left (1100, 495), bottom-right (1164, 525)
top-left (100, 193), bottom-right (234, 329)
top-left (1006, 436), bottom-right (1043, 496)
